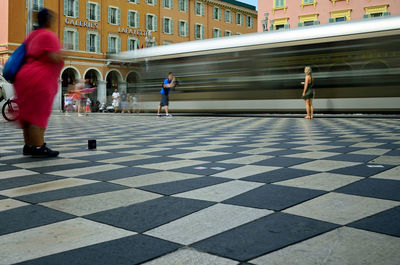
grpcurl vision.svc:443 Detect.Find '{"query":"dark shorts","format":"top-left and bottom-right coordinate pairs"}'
top-left (160, 94), bottom-right (169, 106)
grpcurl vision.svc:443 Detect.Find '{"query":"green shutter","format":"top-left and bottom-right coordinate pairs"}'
top-left (146, 15), bottom-right (149, 30)
top-left (329, 18), bottom-right (334, 23)
top-left (108, 7), bottom-right (111, 23)
top-left (135, 12), bottom-right (139, 28)
top-left (201, 4), bottom-right (204, 16)
top-left (313, 20), bottom-right (319, 25)
top-left (74, 31), bottom-right (79, 50)
top-left (86, 32), bottom-right (89, 52)
top-left (213, 7), bottom-right (216, 19)
top-left (74, 0), bottom-right (79, 17)
top-left (108, 36), bottom-right (111, 52)
top-left (162, 18), bottom-right (165, 33)
top-left (117, 9), bottom-right (121, 25)
top-left (284, 24), bottom-right (289, 29)
top-left (117, 37), bottom-right (121, 53)
top-left (170, 0), bottom-right (173, 9)
top-left (363, 14), bottom-right (370, 19)
top-left (201, 25), bottom-right (204, 39)
top-left (86, 2), bottom-right (89, 19)
top-left (96, 34), bottom-right (100, 53)
top-left (383, 11), bottom-right (390, 16)
top-left (171, 19), bottom-right (174, 34)
top-left (218, 9), bottom-right (221, 20)
top-left (185, 21), bottom-right (188, 36)
top-left (63, 30), bottom-right (67, 48)
top-left (154, 16), bottom-right (157, 31)
top-left (64, 0), bottom-right (67, 16)
top-left (178, 0), bottom-right (182, 10)
top-left (96, 4), bottom-right (100, 21)
top-left (40, 0), bottom-right (44, 9)
top-left (128, 11), bottom-right (131, 26)
top-left (298, 22), bottom-right (303, 27)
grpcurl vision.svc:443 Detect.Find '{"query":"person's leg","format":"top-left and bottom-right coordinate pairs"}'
top-left (304, 99), bottom-right (310, 118)
top-left (157, 105), bottom-right (162, 115)
top-left (28, 124), bottom-right (45, 147)
top-left (165, 106), bottom-right (169, 115)
top-left (309, 99), bottom-right (314, 118)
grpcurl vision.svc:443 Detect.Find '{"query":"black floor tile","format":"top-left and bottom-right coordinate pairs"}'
top-left (0, 175), bottom-right (65, 191)
top-left (384, 150), bottom-right (400, 156)
top-left (324, 147), bottom-right (363, 154)
top-left (171, 162), bottom-right (241, 175)
top-left (145, 149), bottom-right (201, 156)
top-left (334, 178), bottom-right (400, 201)
top-left (192, 212), bottom-right (338, 262)
top-left (254, 157), bottom-right (312, 167)
top-left (16, 182), bottom-right (130, 204)
top-left (85, 196), bottom-right (215, 233)
top-left (30, 162), bottom-right (105, 174)
top-left (242, 168), bottom-right (317, 184)
top-left (75, 152), bottom-right (134, 162)
top-left (0, 195), bottom-right (8, 200)
top-left (117, 156), bottom-right (180, 167)
top-left (16, 234), bottom-right (181, 265)
top-left (330, 164), bottom-right (394, 177)
top-left (196, 153), bottom-right (249, 162)
top-left (265, 149), bottom-right (308, 156)
top-left (0, 165), bottom-right (20, 171)
top-left (212, 146), bottom-right (254, 153)
top-left (347, 206), bottom-right (400, 237)
top-left (139, 177), bottom-right (231, 195)
top-left (0, 205), bottom-right (75, 236)
top-left (324, 154), bottom-right (378, 163)
top-left (78, 167), bottom-right (159, 181)
top-left (223, 184), bottom-right (326, 211)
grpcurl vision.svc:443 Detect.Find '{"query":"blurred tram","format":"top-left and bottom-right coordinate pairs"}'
top-left (109, 16), bottom-right (400, 113)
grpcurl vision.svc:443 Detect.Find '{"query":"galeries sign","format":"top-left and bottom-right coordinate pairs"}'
top-left (65, 18), bottom-right (99, 29)
top-left (118, 27), bottom-right (151, 37)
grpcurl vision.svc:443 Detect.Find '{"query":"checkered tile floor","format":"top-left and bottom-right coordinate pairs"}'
top-left (0, 114), bottom-right (400, 265)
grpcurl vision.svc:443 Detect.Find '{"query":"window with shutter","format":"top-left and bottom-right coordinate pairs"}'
top-left (274, 0), bottom-right (284, 9)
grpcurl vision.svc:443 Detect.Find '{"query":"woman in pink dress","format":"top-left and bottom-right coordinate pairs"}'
top-left (13, 9), bottom-right (64, 157)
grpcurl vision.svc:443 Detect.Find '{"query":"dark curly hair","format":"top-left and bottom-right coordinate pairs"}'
top-left (37, 8), bottom-right (53, 29)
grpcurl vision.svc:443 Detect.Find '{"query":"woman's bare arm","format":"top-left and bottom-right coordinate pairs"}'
top-left (47, 51), bottom-right (63, 64)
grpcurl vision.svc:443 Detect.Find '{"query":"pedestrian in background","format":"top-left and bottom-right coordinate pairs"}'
top-left (112, 88), bottom-right (120, 112)
top-left (301, 66), bottom-right (314, 119)
top-left (120, 90), bottom-right (127, 113)
top-left (157, 72), bottom-right (175, 117)
top-left (13, 8), bottom-right (64, 157)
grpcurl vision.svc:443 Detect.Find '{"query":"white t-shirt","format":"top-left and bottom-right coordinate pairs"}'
top-left (112, 92), bottom-right (120, 100)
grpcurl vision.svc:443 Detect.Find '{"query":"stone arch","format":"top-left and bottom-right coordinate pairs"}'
top-left (105, 69), bottom-right (123, 103)
top-left (126, 70), bottom-right (140, 95)
top-left (83, 68), bottom-right (102, 104)
top-left (60, 67), bottom-right (81, 111)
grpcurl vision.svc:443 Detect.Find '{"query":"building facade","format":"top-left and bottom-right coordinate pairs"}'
top-left (258, 0), bottom-right (400, 32)
top-left (0, 0), bottom-right (257, 110)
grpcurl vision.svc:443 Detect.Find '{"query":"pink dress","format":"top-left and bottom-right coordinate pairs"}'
top-left (14, 28), bottom-right (64, 129)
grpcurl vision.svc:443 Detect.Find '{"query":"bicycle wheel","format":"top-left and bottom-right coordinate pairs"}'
top-left (2, 99), bottom-right (19, 121)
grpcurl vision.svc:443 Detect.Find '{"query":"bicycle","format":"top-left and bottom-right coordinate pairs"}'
top-left (0, 80), bottom-right (19, 122)
top-left (2, 97), bottom-right (19, 121)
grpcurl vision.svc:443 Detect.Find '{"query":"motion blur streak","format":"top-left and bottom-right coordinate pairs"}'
top-left (109, 16), bottom-right (400, 113)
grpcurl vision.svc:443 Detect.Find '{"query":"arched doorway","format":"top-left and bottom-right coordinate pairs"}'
top-left (106, 70), bottom-right (122, 104)
top-left (61, 67), bottom-right (80, 111)
top-left (127, 71), bottom-right (139, 95)
top-left (84, 69), bottom-right (101, 104)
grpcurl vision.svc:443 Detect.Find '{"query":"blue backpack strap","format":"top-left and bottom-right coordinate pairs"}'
top-left (3, 43), bottom-right (27, 83)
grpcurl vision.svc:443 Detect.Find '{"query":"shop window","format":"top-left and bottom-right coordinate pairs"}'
top-left (108, 7), bottom-right (120, 25)
top-left (86, 32), bottom-right (99, 53)
top-left (128, 11), bottom-right (139, 28)
top-left (195, 2), bottom-right (205, 16)
top-left (195, 24), bottom-right (204, 39)
top-left (87, 2), bottom-right (100, 21)
top-left (163, 17), bottom-right (173, 34)
top-left (64, 0), bottom-right (79, 18)
top-left (178, 0), bottom-right (188, 11)
top-left (146, 14), bottom-right (157, 31)
top-left (213, 7), bottom-right (221, 20)
top-left (64, 29), bottom-right (78, 50)
top-left (179, 20), bottom-right (188, 37)
top-left (225, 10), bottom-right (232, 23)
